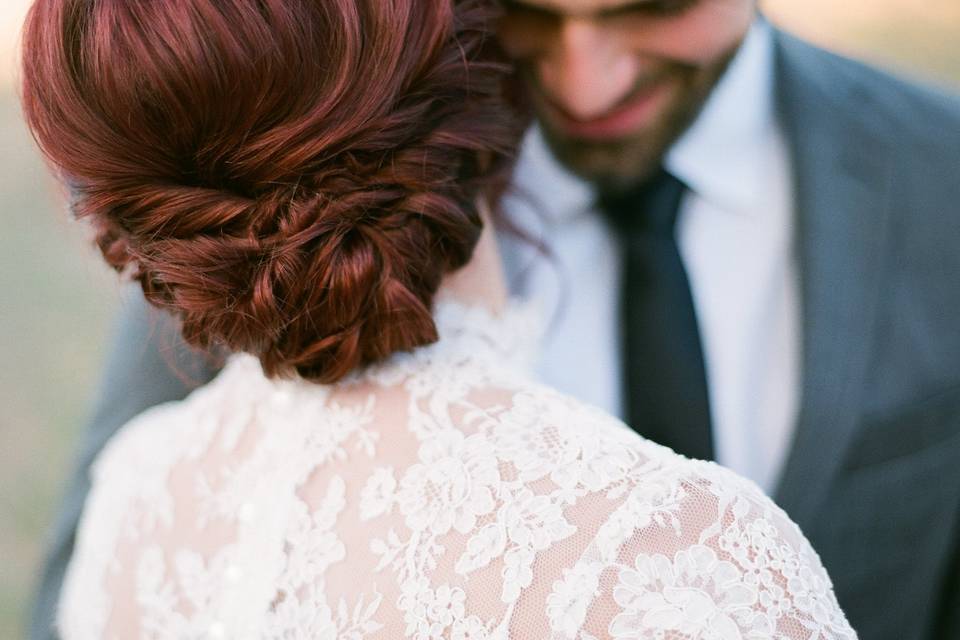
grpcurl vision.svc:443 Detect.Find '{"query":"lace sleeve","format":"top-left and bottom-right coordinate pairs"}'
top-left (533, 456), bottom-right (857, 639)
top-left (56, 370), bottom-right (276, 640)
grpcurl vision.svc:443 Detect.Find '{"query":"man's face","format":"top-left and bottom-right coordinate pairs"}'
top-left (499, 0), bottom-right (756, 189)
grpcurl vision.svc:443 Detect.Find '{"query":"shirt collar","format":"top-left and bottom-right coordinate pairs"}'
top-left (665, 19), bottom-right (778, 216)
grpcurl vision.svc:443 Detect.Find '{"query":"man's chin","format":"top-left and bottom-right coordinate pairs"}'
top-left (540, 126), bottom-right (670, 191)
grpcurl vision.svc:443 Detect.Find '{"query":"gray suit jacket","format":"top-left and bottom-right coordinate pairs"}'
top-left (769, 30), bottom-right (960, 640)
top-left (28, 30), bottom-right (960, 640)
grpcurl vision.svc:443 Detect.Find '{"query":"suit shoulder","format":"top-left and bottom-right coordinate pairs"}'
top-left (776, 30), bottom-right (960, 148)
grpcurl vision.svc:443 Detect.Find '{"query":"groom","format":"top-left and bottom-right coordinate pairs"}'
top-left (29, 1), bottom-right (960, 639)
top-left (493, 2), bottom-right (960, 639)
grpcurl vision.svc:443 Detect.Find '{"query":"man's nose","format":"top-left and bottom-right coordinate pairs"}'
top-left (537, 19), bottom-right (637, 120)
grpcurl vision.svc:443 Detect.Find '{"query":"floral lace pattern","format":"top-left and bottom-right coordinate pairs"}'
top-left (58, 298), bottom-right (857, 639)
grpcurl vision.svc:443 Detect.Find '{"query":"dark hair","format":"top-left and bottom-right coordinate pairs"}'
top-left (21, 0), bottom-right (522, 382)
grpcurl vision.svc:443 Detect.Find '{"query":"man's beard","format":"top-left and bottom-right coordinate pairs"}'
top-left (530, 49), bottom-right (739, 193)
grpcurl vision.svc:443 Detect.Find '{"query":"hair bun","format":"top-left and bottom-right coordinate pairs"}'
top-left (22, 0), bottom-right (522, 381)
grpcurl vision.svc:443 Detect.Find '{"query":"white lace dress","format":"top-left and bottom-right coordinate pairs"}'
top-left (58, 299), bottom-right (857, 640)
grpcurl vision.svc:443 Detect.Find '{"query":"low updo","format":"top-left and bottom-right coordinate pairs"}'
top-left (21, 0), bottom-right (522, 381)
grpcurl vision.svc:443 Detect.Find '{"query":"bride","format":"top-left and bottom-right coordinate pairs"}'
top-left (22, 0), bottom-right (855, 637)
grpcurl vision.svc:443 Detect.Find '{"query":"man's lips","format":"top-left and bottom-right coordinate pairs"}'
top-left (538, 80), bottom-right (673, 140)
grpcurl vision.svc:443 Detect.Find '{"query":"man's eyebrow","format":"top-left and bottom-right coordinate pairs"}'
top-left (500, 0), bottom-right (562, 17)
top-left (501, 0), bottom-right (686, 20)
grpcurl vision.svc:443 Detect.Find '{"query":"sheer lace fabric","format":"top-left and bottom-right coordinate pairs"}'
top-left (59, 299), bottom-right (857, 639)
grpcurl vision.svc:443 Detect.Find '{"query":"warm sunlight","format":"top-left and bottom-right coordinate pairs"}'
top-left (0, 0), bottom-right (32, 89)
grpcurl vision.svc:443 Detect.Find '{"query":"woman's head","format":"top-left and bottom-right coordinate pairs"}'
top-left (21, 0), bottom-right (521, 381)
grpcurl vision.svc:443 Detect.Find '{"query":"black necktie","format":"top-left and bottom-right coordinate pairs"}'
top-left (599, 169), bottom-right (714, 461)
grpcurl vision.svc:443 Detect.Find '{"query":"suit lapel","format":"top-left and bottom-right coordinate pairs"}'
top-left (771, 31), bottom-right (895, 530)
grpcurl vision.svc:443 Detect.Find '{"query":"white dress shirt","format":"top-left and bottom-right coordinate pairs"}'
top-left (501, 21), bottom-right (801, 494)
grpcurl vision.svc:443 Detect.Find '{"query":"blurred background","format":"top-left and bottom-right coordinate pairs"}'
top-left (0, 0), bottom-right (958, 637)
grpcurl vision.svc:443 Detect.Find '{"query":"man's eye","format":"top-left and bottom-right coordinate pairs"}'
top-left (601, 0), bottom-right (699, 19)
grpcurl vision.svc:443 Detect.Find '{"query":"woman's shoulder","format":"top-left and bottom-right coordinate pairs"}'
top-left (60, 354), bottom-right (338, 637)
top-left (88, 354), bottom-right (277, 482)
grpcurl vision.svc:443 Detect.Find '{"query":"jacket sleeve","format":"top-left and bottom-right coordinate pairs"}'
top-left (26, 284), bottom-right (220, 640)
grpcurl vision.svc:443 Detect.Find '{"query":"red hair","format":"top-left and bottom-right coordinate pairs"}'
top-left (20, 0), bottom-right (522, 381)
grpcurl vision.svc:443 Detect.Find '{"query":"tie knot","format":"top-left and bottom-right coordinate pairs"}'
top-left (598, 168), bottom-right (686, 235)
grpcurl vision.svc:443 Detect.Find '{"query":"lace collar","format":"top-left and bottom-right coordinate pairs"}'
top-left (335, 294), bottom-right (543, 387)
top-left (429, 294), bottom-right (543, 371)
top-left (222, 296), bottom-right (543, 388)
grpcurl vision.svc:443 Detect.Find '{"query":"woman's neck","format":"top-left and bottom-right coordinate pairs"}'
top-left (437, 203), bottom-right (508, 314)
